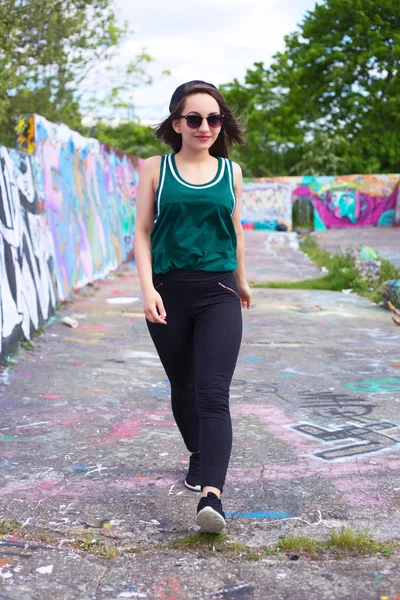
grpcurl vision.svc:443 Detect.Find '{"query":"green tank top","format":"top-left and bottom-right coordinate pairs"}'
top-left (151, 153), bottom-right (237, 274)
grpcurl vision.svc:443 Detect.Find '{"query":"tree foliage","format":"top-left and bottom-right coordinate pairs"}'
top-left (220, 66), bottom-right (303, 177)
top-left (0, 0), bottom-right (154, 147)
top-left (88, 121), bottom-right (169, 158)
top-left (222, 0), bottom-right (400, 176)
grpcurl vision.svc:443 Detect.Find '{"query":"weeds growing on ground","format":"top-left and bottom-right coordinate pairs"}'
top-left (325, 526), bottom-right (393, 556)
top-left (168, 532), bottom-right (228, 549)
top-left (0, 519), bottom-right (20, 535)
top-left (5, 347), bottom-right (19, 365)
top-left (33, 327), bottom-right (46, 337)
top-left (0, 521), bottom-right (399, 561)
top-left (252, 235), bottom-right (400, 306)
top-left (277, 535), bottom-right (319, 553)
top-left (275, 527), bottom-right (398, 558)
top-left (20, 340), bottom-right (34, 351)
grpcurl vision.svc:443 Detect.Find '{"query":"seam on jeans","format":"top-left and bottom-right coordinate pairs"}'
top-left (218, 281), bottom-right (240, 300)
top-left (155, 282), bottom-right (164, 290)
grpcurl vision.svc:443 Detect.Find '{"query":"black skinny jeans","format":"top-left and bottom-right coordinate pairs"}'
top-left (146, 270), bottom-right (243, 492)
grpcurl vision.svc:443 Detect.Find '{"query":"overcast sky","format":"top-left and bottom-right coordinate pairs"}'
top-left (108, 0), bottom-right (318, 124)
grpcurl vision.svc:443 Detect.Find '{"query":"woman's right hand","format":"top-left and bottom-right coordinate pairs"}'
top-left (143, 288), bottom-right (167, 324)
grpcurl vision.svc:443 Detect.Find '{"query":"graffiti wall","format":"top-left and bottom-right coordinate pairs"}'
top-left (242, 174), bottom-right (400, 231)
top-left (15, 114), bottom-right (141, 300)
top-left (241, 181), bottom-right (293, 230)
top-left (0, 147), bottom-right (57, 360)
top-left (395, 182), bottom-right (400, 227)
top-left (0, 115), bottom-right (140, 361)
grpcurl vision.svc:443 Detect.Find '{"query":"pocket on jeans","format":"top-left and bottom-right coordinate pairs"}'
top-left (218, 281), bottom-right (240, 300)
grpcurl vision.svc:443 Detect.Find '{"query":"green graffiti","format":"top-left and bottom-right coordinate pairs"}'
top-left (345, 378), bottom-right (400, 394)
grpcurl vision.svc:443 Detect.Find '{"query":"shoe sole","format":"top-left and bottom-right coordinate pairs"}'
top-left (184, 479), bottom-right (201, 492)
top-left (196, 507), bottom-right (226, 533)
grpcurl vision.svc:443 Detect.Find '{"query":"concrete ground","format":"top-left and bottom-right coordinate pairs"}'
top-left (1, 230), bottom-right (400, 600)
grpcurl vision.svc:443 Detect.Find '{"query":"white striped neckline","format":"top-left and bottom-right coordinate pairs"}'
top-left (168, 154), bottom-right (226, 189)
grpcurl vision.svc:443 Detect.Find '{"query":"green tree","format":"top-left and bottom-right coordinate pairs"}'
top-left (220, 64), bottom-right (303, 178)
top-left (0, 0), bottom-right (156, 147)
top-left (290, 131), bottom-right (349, 175)
top-left (89, 121), bottom-right (169, 158)
top-left (222, 0), bottom-right (400, 176)
top-left (272, 0), bottom-right (400, 174)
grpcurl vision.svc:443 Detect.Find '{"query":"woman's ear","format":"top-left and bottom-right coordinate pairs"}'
top-left (172, 118), bottom-right (181, 135)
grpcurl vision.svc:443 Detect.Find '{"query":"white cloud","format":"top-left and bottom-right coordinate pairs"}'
top-left (88, 0), bottom-right (318, 123)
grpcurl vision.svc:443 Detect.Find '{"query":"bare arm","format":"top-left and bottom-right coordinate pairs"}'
top-left (231, 162), bottom-right (252, 309)
top-left (134, 156), bottom-right (167, 324)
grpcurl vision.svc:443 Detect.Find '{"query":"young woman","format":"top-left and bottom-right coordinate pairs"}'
top-left (134, 80), bottom-right (252, 533)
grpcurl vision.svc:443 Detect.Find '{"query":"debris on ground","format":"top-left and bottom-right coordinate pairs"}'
top-left (351, 245), bottom-right (381, 285)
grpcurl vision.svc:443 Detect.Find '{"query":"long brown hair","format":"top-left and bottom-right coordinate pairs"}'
top-left (154, 82), bottom-right (246, 158)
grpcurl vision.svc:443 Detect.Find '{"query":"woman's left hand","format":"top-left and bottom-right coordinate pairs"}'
top-left (237, 282), bottom-right (252, 310)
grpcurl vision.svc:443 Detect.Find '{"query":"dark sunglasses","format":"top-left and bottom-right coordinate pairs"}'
top-left (178, 114), bottom-right (224, 129)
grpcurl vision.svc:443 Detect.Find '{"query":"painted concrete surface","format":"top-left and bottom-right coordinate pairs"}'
top-left (314, 227), bottom-right (400, 267)
top-left (245, 231), bottom-right (322, 282)
top-left (1, 232), bottom-right (400, 599)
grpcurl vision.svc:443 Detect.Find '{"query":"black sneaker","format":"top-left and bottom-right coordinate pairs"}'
top-left (196, 492), bottom-right (226, 533)
top-left (184, 452), bottom-right (201, 492)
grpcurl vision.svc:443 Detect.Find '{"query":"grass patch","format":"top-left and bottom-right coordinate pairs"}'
top-left (81, 540), bottom-right (120, 558)
top-left (5, 347), bottom-right (19, 365)
top-left (326, 526), bottom-right (393, 556)
top-left (33, 327), bottom-right (46, 337)
top-left (3, 523), bottom-right (399, 562)
top-left (94, 545), bottom-right (120, 558)
top-left (77, 535), bottom-right (120, 558)
top-left (223, 540), bottom-right (248, 552)
top-left (166, 534), bottom-right (266, 562)
top-left (168, 528), bottom-right (399, 560)
top-left (20, 340), bottom-right (34, 351)
top-left (277, 535), bottom-right (319, 553)
top-left (252, 235), bottom-right (399, 306)
top-left (168, 532), bottom-right (228, 549)
top-left (80, 538), bottom-right (99, 551)
top-left (274, 527), bottom-right (398, 559)
top-left (0, 519), bottom-right (20, 535)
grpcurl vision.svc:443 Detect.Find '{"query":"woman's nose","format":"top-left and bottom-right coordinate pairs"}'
top-left (198, 118), bottom-right (210, 132)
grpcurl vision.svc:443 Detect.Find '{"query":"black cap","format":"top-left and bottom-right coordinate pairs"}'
top-left (169, 80), bottom-right (217, 113)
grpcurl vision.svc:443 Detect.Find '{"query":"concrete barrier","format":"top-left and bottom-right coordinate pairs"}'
top-left (0, 115), bottom-right (140, 362)
top-left (242, 174), bottom-right (400, 230)
top-left (0, 147), bottom-right (56, 360)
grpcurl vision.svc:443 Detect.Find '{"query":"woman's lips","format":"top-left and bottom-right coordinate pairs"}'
top-left (196, 136), bottom-right (211, 141)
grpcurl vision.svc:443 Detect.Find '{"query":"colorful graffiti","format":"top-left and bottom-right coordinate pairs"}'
top-left (0, 114), bottom-right (141, 360)
top-left (395, 182), bottom-right (400, 226)
top-left (15, 114), bottom-right (35, 155)
top-left (15, 114), bottom-right (141, 300)
top-left (0, 147), bottom-right (57, 360)
top-left (242, 174), bottom-right (400, 231)
top-left (241, 181), bottom-right (293, 230)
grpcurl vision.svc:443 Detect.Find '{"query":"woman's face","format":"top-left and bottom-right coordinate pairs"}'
top-left (173, 93), bottom-right (222, 152)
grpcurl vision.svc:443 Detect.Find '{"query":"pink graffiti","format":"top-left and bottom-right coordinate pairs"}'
top-left (103, 419), bottom-right (175, 441)
top-left (40, 481), bottom-right (56, 489)
top-left (245, 174), bottom-right (399, 230)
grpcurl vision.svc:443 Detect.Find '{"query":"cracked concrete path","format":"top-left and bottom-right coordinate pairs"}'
top-left (1, 231), bottom-right (400, 599)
